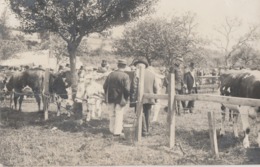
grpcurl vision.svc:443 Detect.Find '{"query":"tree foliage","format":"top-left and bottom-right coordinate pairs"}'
top-left (9, 0), bottom-right (156, 96)
top-left (113, 13), bottom-right (203, 67)
top-left (0, 8), bottom-right (27, 60)
top-left (230, 45), bottom-right (260, 68)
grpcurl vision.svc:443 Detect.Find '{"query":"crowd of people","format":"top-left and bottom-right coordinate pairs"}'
top-left (0, 57), bottom-right (200, 138)
top-left (71, 57), bottom-right (201, 138)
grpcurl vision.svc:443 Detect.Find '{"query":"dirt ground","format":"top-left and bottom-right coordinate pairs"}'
top-left (0, 98), bottom-right (259, 166)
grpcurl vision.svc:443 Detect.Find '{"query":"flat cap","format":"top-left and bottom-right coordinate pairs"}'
top-left (118, 59), bottom-right (127, 65)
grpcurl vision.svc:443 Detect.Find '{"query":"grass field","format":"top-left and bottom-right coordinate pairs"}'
top-left (0, 98), bottom-right (259, 166)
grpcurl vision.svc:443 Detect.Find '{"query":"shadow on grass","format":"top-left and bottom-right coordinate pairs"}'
top-left (245, 148), bottom-right (260, 164)
top-left (0, 107), bottom-right (111, 136)
top-left (146, 127), bottom-right (242, 155)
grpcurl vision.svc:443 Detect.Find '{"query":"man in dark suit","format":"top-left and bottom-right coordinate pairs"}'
top-left (103, 59), bottom-right (130, 136)
top-left (130, 57), bottom-right (159, 136)
top-left (183, 62), bottom-right (198, 113)
top-left (163, 57), bottom-right (185, 114)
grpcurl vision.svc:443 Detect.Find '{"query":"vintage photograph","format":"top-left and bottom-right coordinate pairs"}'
top-left (0, 0), bottom-right (259, 166)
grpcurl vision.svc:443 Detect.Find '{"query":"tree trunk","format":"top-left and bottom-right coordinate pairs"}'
top-left (68, 43), bottom-right (78, 100)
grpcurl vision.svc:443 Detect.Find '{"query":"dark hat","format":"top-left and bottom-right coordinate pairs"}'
top-left (101, 60), bottom-right (107, 65)
top-left (190, 62), bottom-right (195, 68)
top-left (118, 59), bottom-right (127, 65)
top-left (132, 57), bottom-right (149, 67)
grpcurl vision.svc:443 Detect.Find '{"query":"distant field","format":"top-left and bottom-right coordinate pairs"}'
top-left (0, 98), bottom-right (259, 166)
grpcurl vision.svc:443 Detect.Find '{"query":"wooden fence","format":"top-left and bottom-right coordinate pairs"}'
top-left (135, 66), bottom-right (260, 158)
top-left (197, 76), bottom-right (219, 93)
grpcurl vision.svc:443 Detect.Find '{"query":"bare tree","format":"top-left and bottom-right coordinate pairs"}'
top-left (214, 17), bottom-right (259, 66)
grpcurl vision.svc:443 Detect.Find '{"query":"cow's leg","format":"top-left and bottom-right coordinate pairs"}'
top-left (34, 93), bottom-right (41, 112)
top-left (233, 111), bottom-right (239, 138)
top-left (220, 104), bottom-right (227, 136)
top-left (57, 101), bottom-right (61, 116)
top-left (18, 95), bottom-right (24, 112)
top-left (229, 109), bottom-right (233, 122)
top-left (10, 93), bottom-right (14, 109)
top-left (13, 93), bottom-right (19, 111)
top-left (239, 106), bottom-right (250, 148)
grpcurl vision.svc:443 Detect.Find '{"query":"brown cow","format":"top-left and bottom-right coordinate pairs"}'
top-left (220, 70), bottom-right (260, 148)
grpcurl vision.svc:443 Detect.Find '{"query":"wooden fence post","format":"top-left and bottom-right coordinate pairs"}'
top-left (208, 111), bottom-right (219, 158)
top-left (168, 73), bottom-right (176, 148)
top-left (43, 68), bottom-right (50, 120)
top-left (135, 65), bottom-right (145, 143)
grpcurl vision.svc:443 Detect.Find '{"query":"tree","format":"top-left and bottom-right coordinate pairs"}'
top-left (0, 7), bottom-right (27, 60)
top-left (9, 0), bottom-right (156, 97)
top-left (113, 13), bottom-right (202, 67)
top-left (214, 17), bottom-right (259, 66)
top-left (230, 45), bottom-right (258, 68)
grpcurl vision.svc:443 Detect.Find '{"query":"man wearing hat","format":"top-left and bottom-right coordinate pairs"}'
top-left (130, 57), bottom-right (159, 137)
top-left (163, 57), bottom-right (185, 114)
top-left (183, 62), bottom-right (198, 113)
top-left (103, 59), bottom-right (130, 136)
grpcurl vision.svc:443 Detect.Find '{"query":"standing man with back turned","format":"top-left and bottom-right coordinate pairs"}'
top-left (130, 57), bottom-right (159, 137)
top-left (103, 59), bottom-right (130, 136)
top-left (183, 62), bottom-right (198, 113)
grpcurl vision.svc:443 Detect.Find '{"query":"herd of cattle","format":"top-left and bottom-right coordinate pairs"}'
top-left (0, 67), bottom-right (260, 148)
top-left (0, 67), bottom-right (72, 114)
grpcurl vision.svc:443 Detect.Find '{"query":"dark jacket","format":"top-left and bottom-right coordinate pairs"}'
top-left (163, 67), bottom-right (184, 92)
top-left (130, 69), bottom-right (158, 106)
top-left (184, 71), bottom-right (198, 93)
top-left (103, 69), bottom-right (130, 106)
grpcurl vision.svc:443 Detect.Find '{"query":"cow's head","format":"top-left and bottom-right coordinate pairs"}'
top-left (49, 70), bottom-right (72, 99)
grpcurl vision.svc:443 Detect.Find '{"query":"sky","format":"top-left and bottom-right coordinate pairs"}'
top-left (155, 0), bottom-right (260, 39)
top-left (1, 0), bottom-right (260, 49)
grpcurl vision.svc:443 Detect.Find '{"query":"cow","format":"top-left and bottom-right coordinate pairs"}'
top-left (49, 69), bottom-right (73, 116)
top-left (220, 70), bottom-right (260, 148)
top-left (4, 69), bottom-right (45, 111)
top-left (3, 68), bottom-right (72, 114)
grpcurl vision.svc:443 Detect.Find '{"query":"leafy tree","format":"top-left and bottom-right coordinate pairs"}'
top-left (9, 0), bottom-right (155, 97)
top-left (230, 45), bottom-right (258, 68)
top-left (0, 8), bottom-right (11, 39)
top-left (114, 13), bottom-right (202, 67)
top-left (0, 8), bottom-right (27, 60)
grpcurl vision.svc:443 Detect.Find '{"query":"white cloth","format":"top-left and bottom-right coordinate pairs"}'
top-left (190, 69), bottom-right (196, 87)
top-left (152, 102), bottom-right (161, 122)
top-left (107, 103), bottom-right (126, 135)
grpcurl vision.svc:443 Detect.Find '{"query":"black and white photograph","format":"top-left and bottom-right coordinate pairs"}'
top-left (0, 0), bottom-right (259, 166)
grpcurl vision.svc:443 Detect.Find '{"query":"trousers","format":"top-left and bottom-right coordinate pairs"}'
top-left (107, 103), bottom-right (126, 135)
top-left (143, 104), bottom-right (152, 134)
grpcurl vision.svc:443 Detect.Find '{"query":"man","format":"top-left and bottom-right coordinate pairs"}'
top-left (97, 60), bottom-right (109, 73)
top-left (163, 57), bottom-right (185, 114)
top-left (183, 62), bottom-right (198, 113)
top-left (130, 57), bottom-right (159, 136)
top-left (103, 59), bottom-right (130, 136)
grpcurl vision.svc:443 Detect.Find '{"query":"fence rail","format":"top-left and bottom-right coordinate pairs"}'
top-left (136, 67), bottom-right (260, 158)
